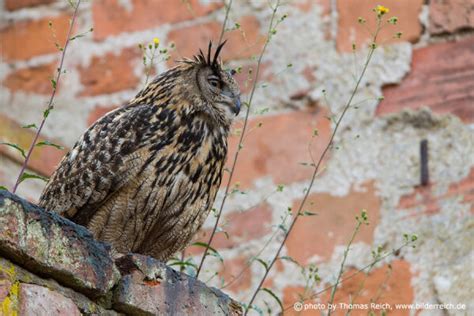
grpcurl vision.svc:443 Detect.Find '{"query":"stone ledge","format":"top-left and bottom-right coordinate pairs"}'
top-left (0, 190), bottom-right (242, 315)
top-left (114, 254), bottom-right (242, 315)
top-left (0, 190), bottom-right (120, 298)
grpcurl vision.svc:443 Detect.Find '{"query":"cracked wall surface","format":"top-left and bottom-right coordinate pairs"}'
top-left (1, 0), bottom-right (473, 315)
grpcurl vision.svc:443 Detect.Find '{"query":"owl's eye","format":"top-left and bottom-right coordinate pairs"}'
top-left (208, 76), bottom-right (221, 89)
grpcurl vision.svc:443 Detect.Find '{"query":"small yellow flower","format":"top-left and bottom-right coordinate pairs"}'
top-left (376, 5), bottom-right (389, 15)
top-left (153, 37), bottom-right (160, 46)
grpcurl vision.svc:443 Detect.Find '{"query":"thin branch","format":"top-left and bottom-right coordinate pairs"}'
top-left (196, 0), bottom-right (280, 278)
top-left (327, 215), bottom-right (365, 316)
top-left (220, 208), bottom-right (291, 290)
top-left (244, 19), bottom-right (382, 315)
top-left (218, 0), bottom-right (233, 45)
top-left (344, 249), bottom-right (381, 316)
top-left (12, 0), bottom-right (82, 193)
top-left (281, 240), bottom-right (414, 313)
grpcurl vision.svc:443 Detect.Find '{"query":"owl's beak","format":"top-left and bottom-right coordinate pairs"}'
top-left (233, 97), bottom-right (241, 115)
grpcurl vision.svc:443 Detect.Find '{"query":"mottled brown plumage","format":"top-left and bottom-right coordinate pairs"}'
top-left (39, 42), bottom-right (240, 261)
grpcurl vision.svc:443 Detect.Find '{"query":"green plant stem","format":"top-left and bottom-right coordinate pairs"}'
top-left (280, 241), bottom-right (412, 313)
top-left (220, 208), bottom-right (290, 290)
top-left (196, 0), bottom-right (280, 278)
top-left (327, 221), bottom-right (362, 316)
top-left (144, 47), bottom-right (157, 87)
top-left (344, 248), bottom-right (382, 316)
top-left (12, 0), bottom-right (81, 193)
top-left (244, 19), bottom-right (381, 315)
top-left (218, 0), bottom-right (233, 45)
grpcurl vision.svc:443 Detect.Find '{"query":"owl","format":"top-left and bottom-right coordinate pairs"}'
top-left (39, 42), bottom-right (241, 261)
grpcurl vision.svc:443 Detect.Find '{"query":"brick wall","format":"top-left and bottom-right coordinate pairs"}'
top-left (1, 0), bottom-right (473, 315)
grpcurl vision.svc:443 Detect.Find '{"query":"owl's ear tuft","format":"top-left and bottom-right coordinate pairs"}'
top-left (195, 48), bottom-right (207, 64)
top-left (212, 40), bottom-right (227, 66)
top-left (193, 41), bottom-right (227, 69)
top-left (207, 41), bottom-right (212, 65)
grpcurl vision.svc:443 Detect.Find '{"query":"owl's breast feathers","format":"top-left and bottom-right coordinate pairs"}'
top-left (39, 103), bottom-right (228, 260)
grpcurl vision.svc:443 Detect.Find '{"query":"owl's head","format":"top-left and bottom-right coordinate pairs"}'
top-left (132, 41), bottom-right (241, 127)
top-left (178, 41), bottom-right (241, 125)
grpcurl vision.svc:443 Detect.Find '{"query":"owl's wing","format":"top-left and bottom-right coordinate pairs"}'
top-left (39, 104), bottom-right (162, 224)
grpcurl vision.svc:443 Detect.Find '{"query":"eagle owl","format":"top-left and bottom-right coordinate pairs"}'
top-left (39, 42), bottom-right (241, 261)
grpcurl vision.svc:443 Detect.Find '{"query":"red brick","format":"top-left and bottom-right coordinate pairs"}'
top-left (377, 37), bottom-right (474, 123)
top-left (397, 184), bottom-right (440, 216)
top-left (0, 15), bottom-right (70, 61)
top-left (0, 114), bottom-right (67, 177)
top-left (448, 168), bottom-right (474, 208)
top-left (168, 16), bottom-right (265, 62)
top-left (336, 0), bottom-right (423, 52)
top-left (321, 260), bottom-right (413, 316)
top-left (78, 48), bottom-right (140, 96)
top-left (189, 203), bottom-right (273, 253)
top-left (219, 256), bottom-right (252, 293)
top-left (429, 0), bottom-right (474, 35)
top-left (92, 0), bottom-right (223, 40)
top-left (3, 61), bottom-right (57, 95)
top-left (5, 0), bottom-right (55, 11)
top-left (398, 168), bottom-right (474, 215)
top-left (286, 182), bottom-right (381, 264)
top-left (289, 67), bottom-right (318, 100)
top-left (229, 61), bottom-right (273, 94)
top-left (294, 0), bottom-right (331, 16)
top-left (87, 105), bottom-right (119, 126)
top-left (19, 283), bottom-right (81, 316)
top-left (224, 107), bottom-right (331, 189)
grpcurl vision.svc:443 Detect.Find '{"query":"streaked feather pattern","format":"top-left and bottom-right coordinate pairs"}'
top-left (39, 42), bottom-right (240, 261)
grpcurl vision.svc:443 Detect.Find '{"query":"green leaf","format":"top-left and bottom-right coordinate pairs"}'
top-left (19, 172), bottom-right (48, 184)
top-left (0, 185), bottom-right (8, 191)
top-left (0, 142), bottom-right (26, 158)
top-left (261, 288), bottom-right (284, 312)
top-left (277, 224), bottom-right (287, 233)
top-left (22, 123), bottom-right (38, 130)
top-left (168, 260), bottom-right (197, 270)
top-left (70, 33), bottom-right (86, 41)
top-left (43, 106), bottom-right (54, 118)
top-left (191, 242), bottom-right (223, 262)
top-left (279, 255), bottom-right (300, 266)
top-left (300, 211), bottom-right (318, 216)
top-left (255, 258), bottom-right (269, 271)
top-left (215, 227), bottom-right (230, 240)
top-left (36, 140), bottom-right (64, 150)
top-left (247, 304), bottom-right (264, 316)
top-left (262, 300), bottom-right (273, 315)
